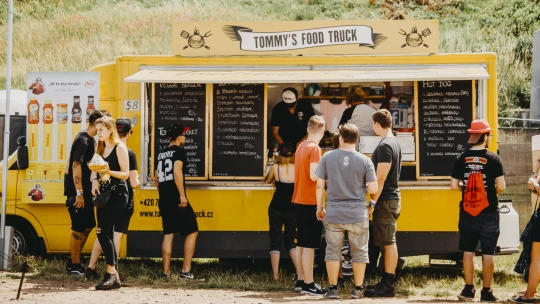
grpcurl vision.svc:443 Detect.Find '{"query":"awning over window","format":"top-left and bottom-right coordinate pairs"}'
top-left (125, 66), bottom-right (489, 83)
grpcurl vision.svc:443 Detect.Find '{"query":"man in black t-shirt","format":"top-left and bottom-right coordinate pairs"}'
top-left (155, 123), bottom-right (201, 280)
top-left (450, 119), bottom-right (505, 302)
top-left (64, 110), bottom-right (104, 275)
top-left (365, 109), bottom-right (402, 298)
top-left (271, 87), bottom-right (315, 148)
top-left (85, 118), bottom-right (140, 280)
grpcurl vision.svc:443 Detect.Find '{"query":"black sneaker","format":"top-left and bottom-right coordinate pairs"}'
top-left (301, 282), bottom-right (327, 296)
top-left (364, 281), bottom-right (395, 298)
top-left (510, 296), bottom-right (535, 303)
top-left (84, 267), bottom-right (100, 280)
top-left (295, 280), bottom-right (304, 292)
top-left (68, 264), bottom-right (85, 275)
top-left (180, 271), bottom-right (206, 282)
top-left (95, 272), bottom-right (121, 290)
top-left (457, 285), bottom-right (476, 301)
top-left (480, 289), bottom-right (498, 302)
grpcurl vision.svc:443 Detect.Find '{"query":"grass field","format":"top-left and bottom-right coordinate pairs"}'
top-left (0, 0), bottom-right (537, 117)
top-left (2, 252), bottom-right (530, 300)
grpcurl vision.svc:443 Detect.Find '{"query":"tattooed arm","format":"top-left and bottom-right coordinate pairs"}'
top-left (72, 161), bottom-right (85, 208)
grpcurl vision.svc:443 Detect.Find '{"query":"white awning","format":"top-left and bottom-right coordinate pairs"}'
top-left (125, 66), bottom-right (489, 83)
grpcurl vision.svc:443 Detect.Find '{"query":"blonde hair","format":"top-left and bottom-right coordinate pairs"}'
top-left (307, 115), bottom-right (325, 134)
top-left (96, 116), bottom-right (121, 156)
top-left (275, 154), bottom-right (294, 165)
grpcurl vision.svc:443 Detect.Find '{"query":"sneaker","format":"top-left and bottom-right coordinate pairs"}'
top-left (180, 271), bottom-right (206, 282)
top-left (480, 289), bottom-right (498, 302)
top-left (95, 272), bottom-right (121, 290)
top-left (68, 264), bottom-right (85, 275)
top-left (351, 286), bottom-right (365, 299)
top-left (301, 282), bottom-right (327, 296)
top-left (510, 296), bottom-right (535, 303)
top-left (324, 288), bottom-right (340, 299)
top-left (295, 280), bottom-right (304, 292)
top-left (84, 267), bottom-right (100, 280)
top-left (457, 285), bottom-right (476, 301)
top-left (364, 281), bottom-right (395, 298)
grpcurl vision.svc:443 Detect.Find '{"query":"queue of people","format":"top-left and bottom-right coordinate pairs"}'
top-left (60, 85), bottom-right (518, 300)
top-left (64, 110), bottom-right (202, 290)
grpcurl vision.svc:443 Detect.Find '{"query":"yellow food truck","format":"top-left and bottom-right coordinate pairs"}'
top-left (0, 20), bottom-right (519, 262)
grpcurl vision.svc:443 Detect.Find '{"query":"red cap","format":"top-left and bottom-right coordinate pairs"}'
top-left (467, 119), bottom-right (492, 144)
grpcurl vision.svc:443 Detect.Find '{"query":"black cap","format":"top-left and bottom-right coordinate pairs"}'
top-left (277, 142), bottom-right (295, 157)
top-left (166, 123), bottom-right (190, 139)
top-left (116, 118), bottom-right (132, 134)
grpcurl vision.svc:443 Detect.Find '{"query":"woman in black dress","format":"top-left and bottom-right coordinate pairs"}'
top-left (92, 116), bottom-right (129, 290)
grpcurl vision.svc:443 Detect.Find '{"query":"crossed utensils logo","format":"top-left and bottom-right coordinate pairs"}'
top-left (180, 28), bottom-right (212, 50)
top-left (399, 26), bottom-right (431, 48)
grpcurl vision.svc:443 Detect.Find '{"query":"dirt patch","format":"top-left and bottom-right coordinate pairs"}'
top-left (0, 273), bottom-right (472, 304)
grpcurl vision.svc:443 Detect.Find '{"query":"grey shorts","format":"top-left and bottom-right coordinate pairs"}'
top-left (372, 199), bottom-right (401, 246)
top-left (324, 219), bottom-right (369, 263)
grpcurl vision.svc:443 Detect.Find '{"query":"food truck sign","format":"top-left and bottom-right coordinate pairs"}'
top-left (173, 20), bottom-right (438, 56)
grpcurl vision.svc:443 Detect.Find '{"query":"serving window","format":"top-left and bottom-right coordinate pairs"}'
top-left (132, 68), bottom-right (487, 187)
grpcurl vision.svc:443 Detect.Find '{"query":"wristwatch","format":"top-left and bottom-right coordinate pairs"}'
top-left (76, 190), bottom-right (84, 196)
top-left (368, 200), bottom-right (377, 208)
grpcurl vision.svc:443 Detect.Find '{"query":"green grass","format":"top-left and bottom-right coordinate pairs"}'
top-left (0, 0), bottom-right (536, 118)
top-left (5, 252), bottom-right (531, 299)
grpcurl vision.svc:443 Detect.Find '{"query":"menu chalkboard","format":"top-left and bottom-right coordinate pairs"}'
top-left (154, 83), bottom-right (207, 179)
top-left (417, 80), bottom-right (474, 178)
top-left (211, 83), bottom-right (266, 179)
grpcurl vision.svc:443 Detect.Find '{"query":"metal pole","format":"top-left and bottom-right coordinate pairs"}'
top-left (1, 0), bottom-right (14, 269)
top-left (531, 30), bottom-right (540, 121)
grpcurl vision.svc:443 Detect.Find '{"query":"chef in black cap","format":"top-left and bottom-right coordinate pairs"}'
top-left (271, 87), bottom-right (315, 148)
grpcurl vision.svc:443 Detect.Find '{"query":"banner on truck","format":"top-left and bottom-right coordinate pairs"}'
top-left (26, 72), bottom-right (100, 162)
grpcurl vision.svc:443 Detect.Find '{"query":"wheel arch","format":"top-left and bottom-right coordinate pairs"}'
top-left (8, 209), bottom-right (49, 252)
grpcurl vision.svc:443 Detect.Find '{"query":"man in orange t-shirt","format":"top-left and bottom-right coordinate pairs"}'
top-left (292, 115), bottom-right (326, 296)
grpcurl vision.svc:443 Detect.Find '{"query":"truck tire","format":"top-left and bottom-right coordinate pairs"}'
top-left (7, 218), bottom-right (39, 256)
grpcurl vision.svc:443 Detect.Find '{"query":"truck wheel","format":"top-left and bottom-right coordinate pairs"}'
top-left (7, 219), bottom-right (39, 256)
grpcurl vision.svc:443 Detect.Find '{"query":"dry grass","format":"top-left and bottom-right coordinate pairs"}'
top-left (2, 252), bottom-right (529, 300)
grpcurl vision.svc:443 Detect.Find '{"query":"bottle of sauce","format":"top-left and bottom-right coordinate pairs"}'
top-left (86, 95), bottom-right (96, 116)
top-left (72, 96), bottom-right (82, 123)
top-left (43, 100), bottom-right (54, 124)
top-left (28, 98), bottom-right (39, 124)
top-left (57, 104), bottom-right (68, 123)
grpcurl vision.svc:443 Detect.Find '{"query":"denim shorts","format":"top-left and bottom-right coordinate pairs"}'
top-left (458, 210), bottom-right (500, 255)
top-left (268, 207), bottom-right (297, 253)
top-left (324, 219), bottom-right (369, 263)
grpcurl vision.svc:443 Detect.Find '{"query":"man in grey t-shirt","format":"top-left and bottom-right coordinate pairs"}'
top-left (315, 124), bottom-right (378, 299)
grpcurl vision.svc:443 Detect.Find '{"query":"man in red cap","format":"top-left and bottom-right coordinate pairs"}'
top-left (450, 119), bottom-right (506, 302)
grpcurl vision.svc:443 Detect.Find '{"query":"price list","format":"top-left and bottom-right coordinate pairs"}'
top-left (212, 83), bottom-right (265, 178)
top-left (154, 83), bottom-right (207, 178)
top-left (417, 80), bottom-right (473, 178)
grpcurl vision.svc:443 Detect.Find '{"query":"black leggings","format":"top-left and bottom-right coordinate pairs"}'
top-left (96, 190), bottom-right (126, 267)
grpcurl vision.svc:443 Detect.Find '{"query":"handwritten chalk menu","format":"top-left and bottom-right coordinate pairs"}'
top-left (417, 80), bottom-right (473, 178)
top-left (154, 83), bottom-right (207, 179)
top-left (212, 83), bottom-right (265, 178)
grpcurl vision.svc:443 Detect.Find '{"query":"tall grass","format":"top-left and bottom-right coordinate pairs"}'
top-left (0, 0), bottom-right (534, 117)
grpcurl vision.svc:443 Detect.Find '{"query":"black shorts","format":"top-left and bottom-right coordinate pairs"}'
top-left (294, 204), bottom-right (323, 249)
top-left (458, 210), bottom-right (500, 255)
top-left (268, 207), bottom-right (297, 253)
top-left (114, 207), bottom-right (133, 234)
top-left (159, 202), bottom-right (199, 236)
top-left (66, 195), bottom-right (96, 233)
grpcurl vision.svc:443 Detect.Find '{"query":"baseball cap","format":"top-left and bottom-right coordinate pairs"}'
top-left (166, 123), bottom-right (190, 139)
top-left (467, 119), bottom-right (492, 144)
top-left (116, 118), bottom-right (132, 134)
top-left (282, 87), bottom-right (298, 104)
